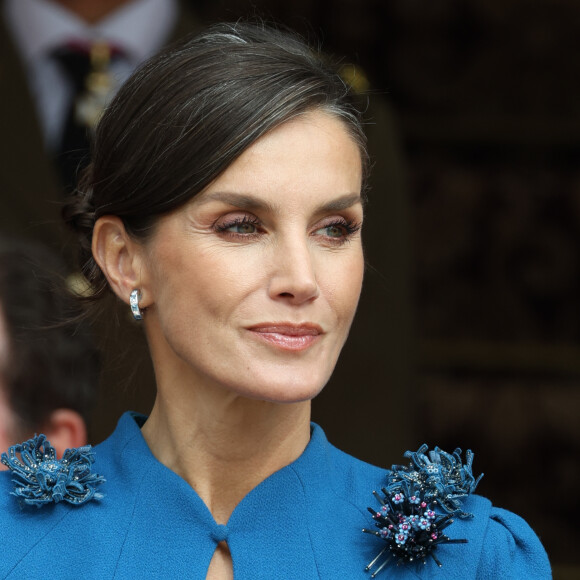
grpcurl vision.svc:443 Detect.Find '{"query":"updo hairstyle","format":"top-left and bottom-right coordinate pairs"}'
top-left (64, 22), bottom-right (369, 300)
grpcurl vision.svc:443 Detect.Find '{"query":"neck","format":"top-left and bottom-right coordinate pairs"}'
top-left (53, 0), bottom-right (134, 24)
top-left (141, 386), bottom-right (311, 524)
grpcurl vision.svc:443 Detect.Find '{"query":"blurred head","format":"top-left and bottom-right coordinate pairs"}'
top-left (65, 22), bottom-right (369, 402)
top-left (0, 237), bottom-right (99, 456)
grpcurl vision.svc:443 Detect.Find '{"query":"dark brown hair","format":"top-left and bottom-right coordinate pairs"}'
top-left (64, 22), bottom-right (369, 298)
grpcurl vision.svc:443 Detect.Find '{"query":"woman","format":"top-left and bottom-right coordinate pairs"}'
top-left (0, 23), bottom-right (549, 579)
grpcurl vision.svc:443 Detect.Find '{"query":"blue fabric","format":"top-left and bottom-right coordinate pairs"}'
top-left (0, 412), bottom-right (551, 579)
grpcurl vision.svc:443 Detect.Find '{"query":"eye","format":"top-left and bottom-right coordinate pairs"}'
top-left (226, 221), bottom-right (258, 234)
top-left (214, 215), bottom-right (262, 237)
top-left (317, 224), bottom-right (346, 238)
top-left (313, 218), bottom-right (362, 242)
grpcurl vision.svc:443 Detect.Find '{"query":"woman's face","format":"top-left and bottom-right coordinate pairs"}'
top-left (141, 111), bottom-right (364, 403)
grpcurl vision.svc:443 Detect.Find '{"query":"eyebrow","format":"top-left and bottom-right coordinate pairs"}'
top-left (197, 191), bottom-right (363, 213)
top-left (320, 193), bottom-right (363, 212)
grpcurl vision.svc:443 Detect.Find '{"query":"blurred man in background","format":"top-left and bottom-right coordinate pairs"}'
top-left (0, 236), bottom-right (99, 461)
top-left (0, 0), bottom-right (199, 249)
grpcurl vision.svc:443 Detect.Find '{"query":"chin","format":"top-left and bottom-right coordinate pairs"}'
top-left (235, 368), bottom-right (331, 404)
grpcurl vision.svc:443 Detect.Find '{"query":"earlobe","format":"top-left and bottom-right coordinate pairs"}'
top-left (92, 216), bottom-right (147, 306)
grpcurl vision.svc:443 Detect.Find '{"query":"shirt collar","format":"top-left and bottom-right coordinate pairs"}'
top-left (4, 0), bottom-right (178, 65)
top-left (95, 0), bottom-right (178, 63)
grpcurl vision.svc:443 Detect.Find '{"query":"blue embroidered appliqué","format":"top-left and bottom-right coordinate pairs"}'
top-left (363, 444), bottom-right (483, 576)
top-left (1, 434), bottom-right (105, 507)
top-left (400, 444), bottom-right (483, 517)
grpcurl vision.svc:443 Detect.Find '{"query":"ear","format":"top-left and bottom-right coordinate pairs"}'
top-left (92, 216), bottom-right (149, 307)
top-left (41, 409), bottom-right (87, 458)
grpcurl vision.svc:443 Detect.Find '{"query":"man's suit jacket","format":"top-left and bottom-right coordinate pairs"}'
top-left (0, 2), bottom-right (200, 252)
top-left (0, 10), bottom-right (63, 249)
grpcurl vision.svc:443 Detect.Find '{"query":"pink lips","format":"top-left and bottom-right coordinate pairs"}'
top-left (247, 323), bottom-right (323, 351)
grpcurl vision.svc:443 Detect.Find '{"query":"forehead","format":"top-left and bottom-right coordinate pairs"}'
top-left (197, 111), bottom-right (362, 204)
top-left (233, 110), bottom-right (360, 167)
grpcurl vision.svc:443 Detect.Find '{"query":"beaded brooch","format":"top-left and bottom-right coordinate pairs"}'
top-left (363, 444), bottom-right (483, 576)
top-left (1, 435), bottom-right (105, 507)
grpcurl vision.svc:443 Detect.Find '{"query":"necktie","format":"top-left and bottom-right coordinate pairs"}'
top-left (53, 41), bottom-right (119, 192)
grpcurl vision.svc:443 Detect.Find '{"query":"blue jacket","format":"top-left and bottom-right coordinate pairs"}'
top-left (0, 412), bottom-right (550, 579)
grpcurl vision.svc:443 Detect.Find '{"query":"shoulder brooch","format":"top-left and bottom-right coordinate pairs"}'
top-left (1, 435), bottom-right (105, 508)
top-left (363, 444), bottom-right (483, 576)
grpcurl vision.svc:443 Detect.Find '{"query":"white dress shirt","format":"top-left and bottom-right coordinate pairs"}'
top-left (4, 0), bottom-right (178, 150)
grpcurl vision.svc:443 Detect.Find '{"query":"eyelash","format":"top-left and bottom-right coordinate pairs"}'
top-left (214, 215), bottom-right (263, 237)
top-left (214, 215), bottom-right (362, 244)
top-left (317, 218), bottom-right (362, 241)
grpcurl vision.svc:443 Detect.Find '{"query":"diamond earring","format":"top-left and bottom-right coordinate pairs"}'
top-left (129, 289), bottom-right (143, 321)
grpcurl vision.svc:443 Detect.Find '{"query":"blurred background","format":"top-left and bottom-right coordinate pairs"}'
top-left (2, 0), bottom-right (578, 576)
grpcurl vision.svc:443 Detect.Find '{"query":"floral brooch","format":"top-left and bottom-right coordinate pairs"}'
top-left (363, 444), bottom-right (483, 576)
top-left (1, 434), bottom-right (105, 508)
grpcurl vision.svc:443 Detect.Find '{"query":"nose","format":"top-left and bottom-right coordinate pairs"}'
top-left (268, 237), bottom-right (320, 304)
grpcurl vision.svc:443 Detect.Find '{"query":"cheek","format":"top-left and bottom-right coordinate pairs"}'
top-left (150, 242), bottom-right (258, 324)
top-left (320, 249), bottom-right (364, 322)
